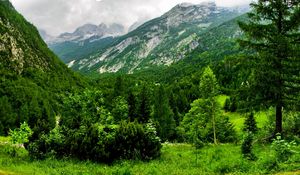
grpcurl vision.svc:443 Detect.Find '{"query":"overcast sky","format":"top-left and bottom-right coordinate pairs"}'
top-left (10, 0), bottom-right (252, 36)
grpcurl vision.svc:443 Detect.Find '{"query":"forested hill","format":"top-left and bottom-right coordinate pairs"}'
top-left (0, 0), bottom-right (86, 135)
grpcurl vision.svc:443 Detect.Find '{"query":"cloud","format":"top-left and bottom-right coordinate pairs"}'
top-left (10, 0), bottom-right (251, 36)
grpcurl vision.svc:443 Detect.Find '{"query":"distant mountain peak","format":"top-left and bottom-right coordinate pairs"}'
top-left (49, 23), bottom-right (125, 44)
top-left (177, 2), bottom-right (194, 8)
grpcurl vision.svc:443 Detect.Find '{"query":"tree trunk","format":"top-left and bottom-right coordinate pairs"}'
top-left (212, 100), bottom-right (217, 145)
top-left (275, 104), bottom-right (282, 134)
top-left (213, 113), bottom-right (217, 144)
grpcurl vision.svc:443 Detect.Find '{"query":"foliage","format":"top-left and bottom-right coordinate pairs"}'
top-left (9, 122), bottom-right (32, 145)
top-left (127, 90), bottom-right (138, 122)
top-left (241, 133), bottom-right (256, 160)
top-left (113, 121), bottom-right (161, 161)
top-left (153, 85), bottom-right (176, 142)
top-left (224, 97), bottom-right (231, 112)
top-left (112, 96), bottom-right (128, 122)
top-left (0, 96), bottom-right (16, 135)
top-left (181, 99), bottom-right (237, 144)
top-left (238, 0), bottom-right (300, 133)
top-left (0, 0), bottom-right (86, 137)
top-left (137, 85), bottom-right (151, 123)
top-left (271, 134), bottom-right (297, 162)
top-left (243, 113), bottom-right (258, 134)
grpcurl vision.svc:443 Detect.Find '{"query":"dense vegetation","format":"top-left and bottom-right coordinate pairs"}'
top-left (0, 0), bottom-right (299, 174)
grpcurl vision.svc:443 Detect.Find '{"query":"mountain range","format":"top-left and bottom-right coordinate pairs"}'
top-left (46, 2), bottom-right (248, 74)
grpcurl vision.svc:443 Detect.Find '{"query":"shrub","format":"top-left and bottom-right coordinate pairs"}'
top-left (9, 122), bottom-right (33, 145)
top-left (271, 134), bottom-right (296, 162)
top-left (8, 122), bottom-right (32, 157)
top-left (27, 121), bottom-right (161, 162)
top-left (112, 121), bottom-right (161, 161)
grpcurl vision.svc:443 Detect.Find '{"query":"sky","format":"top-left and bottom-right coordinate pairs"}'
top-left (10, 0), bottom-right (252, 36)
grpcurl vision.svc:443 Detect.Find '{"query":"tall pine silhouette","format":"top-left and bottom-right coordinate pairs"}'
top-left (238, 0), bottom-right (300, 134)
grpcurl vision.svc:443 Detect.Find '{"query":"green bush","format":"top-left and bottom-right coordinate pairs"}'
top-left (28, 121), bottom-right (161, 162)
top-left (112, 121), bottom-right (161, 161)
top-left (271, 134), bottom-right (296, 162)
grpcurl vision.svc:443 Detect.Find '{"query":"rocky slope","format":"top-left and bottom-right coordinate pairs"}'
top-left (60, 2), bottom-right (246, 74)
top-left (53, 23), bottom-right (125, 44)
top-left (47, 23), bottom-right (125, 63)
top-left (0, 0), bottom-right (82, 82)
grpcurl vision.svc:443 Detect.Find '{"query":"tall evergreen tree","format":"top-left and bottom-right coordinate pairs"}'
top-left (127, 91), bottom-right (138, 122)
top-left (113, 76), bottom-right (124, 98)
top-left (238, 0), bottom-right (300, 134)
top-left (153, 85), bottom-right (176, 141)
top-left (199, 66), bottom-right (220, 144)
top-left (138, 85), bottom-right (151, 123)
top-left (243, 113), bottom-right (258, 134)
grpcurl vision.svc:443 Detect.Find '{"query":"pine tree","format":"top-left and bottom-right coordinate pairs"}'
top-left (127, 91), bottom-right (137, 122)
top-left (199, 66), bottom-right (220, 144)
top-left (153, 85), bottom-right (176, 141)
top-left (243, 113), bottom-right (258, 134)
top-left (238, 0), bottom-right (300, 134)
top-left (113, 76), bottom-right (124, 98)
top-left (138, 85), bottom-right (151, 123)
top-left (241, 133), bottom-right (256, 160)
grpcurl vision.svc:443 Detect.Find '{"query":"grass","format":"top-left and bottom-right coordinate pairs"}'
top-left (0, 143), bottom-right (299, 175)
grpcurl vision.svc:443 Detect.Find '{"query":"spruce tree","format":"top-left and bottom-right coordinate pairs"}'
top-left (138, 85), bottom-right (151, 123)
top-left (243, 113), bottom-right (258, 134)
top-left (238, 0), bottom-right (300, 134)
top-left (113, 76), bottom-right (124, 98)
top-left (153, 85), bottom-right (176, 141)
top-left (127, 91), bottom-right (137, 121)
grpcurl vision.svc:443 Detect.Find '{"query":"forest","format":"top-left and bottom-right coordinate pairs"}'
top-left (0, 0), bottom-right (299, 174)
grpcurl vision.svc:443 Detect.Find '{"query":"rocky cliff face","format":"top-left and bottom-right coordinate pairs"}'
top-left (0, 0), bottom-right (75, 76)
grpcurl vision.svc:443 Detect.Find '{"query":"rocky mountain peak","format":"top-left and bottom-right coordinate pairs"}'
top-left (50, 23), bottom-right (125, 44)
top-left (163, 1), bottom-right (218, 28)
top-left (74, 24), bottom-right (99, 35)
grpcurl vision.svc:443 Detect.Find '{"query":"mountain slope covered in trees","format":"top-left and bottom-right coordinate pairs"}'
top-left (0, 0), bottom-right (86, 134)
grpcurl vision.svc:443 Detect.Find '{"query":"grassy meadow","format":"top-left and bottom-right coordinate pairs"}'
top-left (0, 143), bottom-right (299, 175)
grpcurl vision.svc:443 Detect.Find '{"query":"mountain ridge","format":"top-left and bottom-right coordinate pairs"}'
top-left (61, 2), bottom-right (245, 74)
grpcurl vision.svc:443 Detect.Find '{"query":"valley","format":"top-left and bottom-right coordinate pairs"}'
top-left (0, 0), bottom-right (299, 174)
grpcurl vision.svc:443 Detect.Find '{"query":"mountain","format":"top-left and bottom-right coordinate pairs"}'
top-left (0, 0), bottom-right (85, 134)
top-left (138, 14), bottom-right (248, 83)
top-left (47, 23), bottom-right (125, 64)
top-left (59, 2), bottom-right (246, 74)
top-left (53, 23), bottom-right (125, 43)
top-left (128, 19), bottom-right (148, 32)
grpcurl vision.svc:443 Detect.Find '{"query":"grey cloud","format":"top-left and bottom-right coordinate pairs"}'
top-left (10, 0), bottom-right (251, 36)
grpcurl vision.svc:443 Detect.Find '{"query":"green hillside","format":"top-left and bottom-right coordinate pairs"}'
top-left (0, 0), bottom-right (86, 134)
